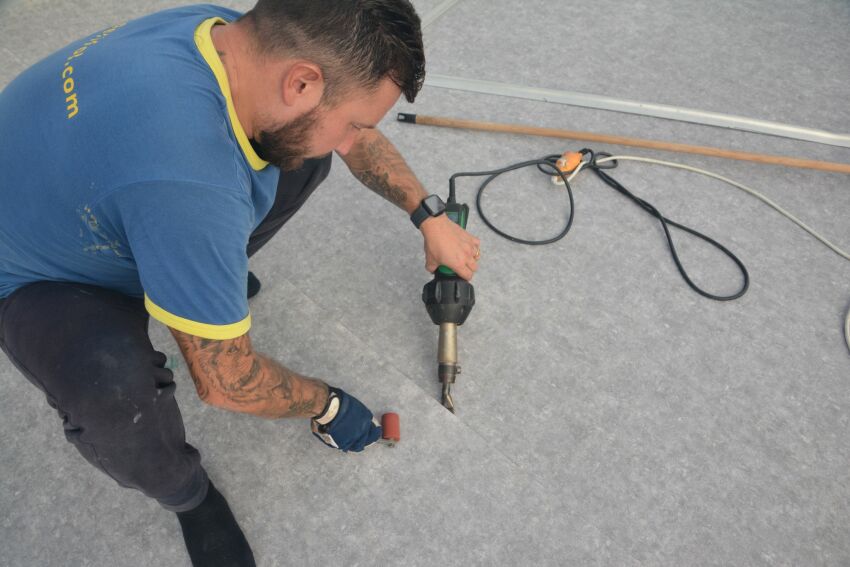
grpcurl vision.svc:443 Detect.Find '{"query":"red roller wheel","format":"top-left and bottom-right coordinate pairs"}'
top-left (381, 413), bottom-right (400, 443)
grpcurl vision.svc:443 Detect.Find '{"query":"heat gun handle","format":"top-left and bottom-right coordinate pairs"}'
top-left (436, 202), bottom-right (470, 277)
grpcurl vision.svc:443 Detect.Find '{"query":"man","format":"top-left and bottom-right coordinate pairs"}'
top-left (0, 1), bottom-right (481, 565)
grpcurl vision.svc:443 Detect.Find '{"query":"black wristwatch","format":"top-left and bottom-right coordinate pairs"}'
top-left (410, 194), bottom-right (446, 229)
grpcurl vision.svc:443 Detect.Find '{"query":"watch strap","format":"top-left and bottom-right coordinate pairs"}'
top-left (410, 206), bottom-right (432, 229)
top-left (410, 195), bottom-right (446, 229)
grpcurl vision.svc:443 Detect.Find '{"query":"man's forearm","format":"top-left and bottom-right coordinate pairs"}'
top-left (341, 128), bottom-right (428, 215)
top-left (173, 332), bottom-right (329, 419)
top-left (223, 352), bottom-right (329, 419)
top-left (340, 127), bottom-right (481, 281)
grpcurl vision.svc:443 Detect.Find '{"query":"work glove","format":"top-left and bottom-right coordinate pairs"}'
top-left (311, 386), bottom-right (382, 452)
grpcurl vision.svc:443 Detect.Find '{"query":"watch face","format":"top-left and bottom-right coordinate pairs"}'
top-left (423, 195), bottom-right (445, 215)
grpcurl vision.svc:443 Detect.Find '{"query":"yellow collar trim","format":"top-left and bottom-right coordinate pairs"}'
top-left (194, 17), bottom-right (268, 171)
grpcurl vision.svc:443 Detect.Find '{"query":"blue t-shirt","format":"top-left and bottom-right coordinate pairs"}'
top-left (0, 4), bottom-right (281, 339)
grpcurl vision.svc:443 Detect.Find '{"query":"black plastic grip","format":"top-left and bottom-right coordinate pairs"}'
top-left (397, 113), bottom-right (417, 123)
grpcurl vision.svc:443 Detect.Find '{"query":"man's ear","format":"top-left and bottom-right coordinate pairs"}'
top-left (280, 61), bottom-right (324, 109)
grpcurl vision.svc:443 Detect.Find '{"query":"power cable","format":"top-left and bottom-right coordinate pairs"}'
top-left (448, 150), bottom-right (850, 351)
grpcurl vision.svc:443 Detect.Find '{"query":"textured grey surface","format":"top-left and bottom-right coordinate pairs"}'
top-left (2, 1), bottom-right (850, 566)
top-left (423, 0), bottom-right (850, 133)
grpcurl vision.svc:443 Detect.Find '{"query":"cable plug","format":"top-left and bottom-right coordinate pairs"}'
top-left (551, 151), bottom-right (584, 185)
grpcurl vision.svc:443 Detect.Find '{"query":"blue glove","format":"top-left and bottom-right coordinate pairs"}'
top-left (311, 387), bottom-right (382, 452)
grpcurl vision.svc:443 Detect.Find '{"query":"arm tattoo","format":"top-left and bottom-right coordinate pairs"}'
top-left (353, 169), bottom-right (408, 208)
top-left (344, 130), bottom-right (426, 212)
top-left (170, 330), bottom-right (329, 419)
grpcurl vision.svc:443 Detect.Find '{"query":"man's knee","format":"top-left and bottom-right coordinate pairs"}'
top-left (0, 281), bottom-right (166, 422)
top-left (0, 283), bottom-right (202, 505)
top-left (69, 342), bottom-right (174, 426)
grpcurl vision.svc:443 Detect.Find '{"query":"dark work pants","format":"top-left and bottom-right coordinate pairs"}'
top-left (0, 155), bottom-right (331, 512)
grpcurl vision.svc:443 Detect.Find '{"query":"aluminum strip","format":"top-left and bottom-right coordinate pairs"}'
top-left (424, 74), bottom-right (850, 149)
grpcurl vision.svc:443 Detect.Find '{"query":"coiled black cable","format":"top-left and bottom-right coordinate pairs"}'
top-left (449, 149), bottom-right (749, 301)
top-left (449, 158), bottom-right (575, 245)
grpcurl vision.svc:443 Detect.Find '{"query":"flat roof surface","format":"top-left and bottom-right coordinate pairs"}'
top-left (1, 1), bottom-right (849, 565)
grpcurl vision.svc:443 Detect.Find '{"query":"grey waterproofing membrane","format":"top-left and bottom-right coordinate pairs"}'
top-left (1, 0), bottom-right (849, 566)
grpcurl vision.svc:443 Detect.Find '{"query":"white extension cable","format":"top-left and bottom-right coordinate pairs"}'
top-left (565, 155), bottom-right (850, 354)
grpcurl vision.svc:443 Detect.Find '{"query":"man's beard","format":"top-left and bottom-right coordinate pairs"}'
top-left (254, 105), bottom-right (323, 171)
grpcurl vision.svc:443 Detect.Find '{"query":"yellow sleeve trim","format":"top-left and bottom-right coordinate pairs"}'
top-left (144, 294), bottom-right (251, 340)
top-left (194, 17), bottom-right (269, 172)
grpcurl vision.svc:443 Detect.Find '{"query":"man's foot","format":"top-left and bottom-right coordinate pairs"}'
top-left (247, 271), bottom-right (261, 299)
top-left (176, 481), bottom-right (256, 567)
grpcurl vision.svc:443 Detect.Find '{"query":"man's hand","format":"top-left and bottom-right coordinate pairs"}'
top-left (311, 387), bottom-right (382, 452)
top-left (420, 214), bottom-right (481, 281)
top-left (340, 128), bottom-right (482, 281)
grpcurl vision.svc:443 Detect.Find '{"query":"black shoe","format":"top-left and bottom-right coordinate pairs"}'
top-left (176, 481), bottom-right (256, 567)
top-left (247, 271), bottom-right (261, 299)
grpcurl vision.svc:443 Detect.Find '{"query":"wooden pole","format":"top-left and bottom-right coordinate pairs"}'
top-left (397, 113), bottom-right (850, 175)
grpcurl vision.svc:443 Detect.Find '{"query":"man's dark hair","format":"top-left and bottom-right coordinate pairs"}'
top-left (240, 0), bottom-right (425, 104)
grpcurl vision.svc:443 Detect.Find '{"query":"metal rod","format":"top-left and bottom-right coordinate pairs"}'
top-left (398, 113), bottom-right (850, 175)
top-left (437, 323), bottom-right (458, 413)
top-left (438, 322), bottom-right (457, 365)
top-left (423, 74), bottom-right (850, 149)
